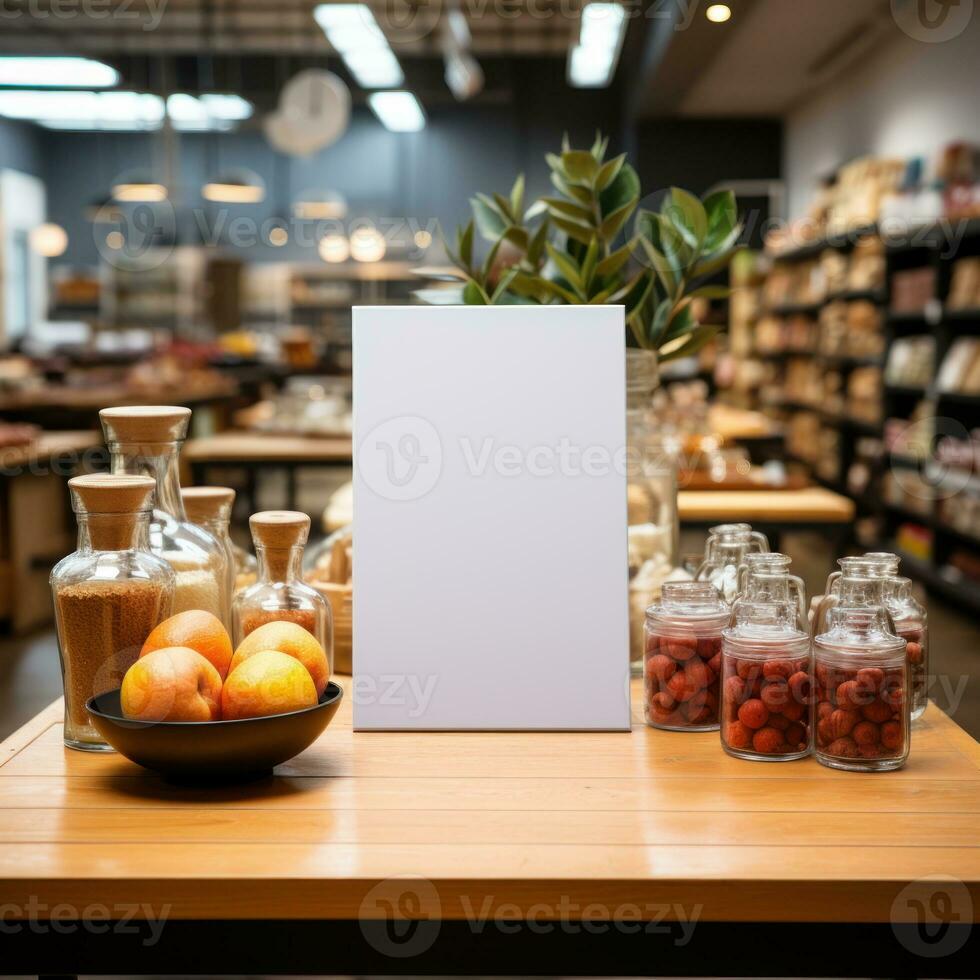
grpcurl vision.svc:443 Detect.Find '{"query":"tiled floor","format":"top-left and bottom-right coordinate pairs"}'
top-left (1, 532), bottom-right (977, 742)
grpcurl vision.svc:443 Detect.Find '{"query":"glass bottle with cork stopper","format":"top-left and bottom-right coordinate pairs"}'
top-left (50, 474), bottom-right (175, 751)
top-left (181, 486), bottom-right (257, 598)
top-left (100, 405), bottom-right (229, 626)
top-left (232, 510), bottom-right (332, 665)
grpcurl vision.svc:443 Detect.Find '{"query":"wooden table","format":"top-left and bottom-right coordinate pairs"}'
top-left (184, 432), bottom-right (352, 512)
top-left (0, 682), bottom-right (976, 976)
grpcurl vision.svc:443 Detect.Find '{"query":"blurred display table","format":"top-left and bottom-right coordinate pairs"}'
top-left (0, 430), bottom-right (101, 632)
top-left (0, 687), bottom-right (975, 976)
top-left (184, 432), bottom-right (353, 511)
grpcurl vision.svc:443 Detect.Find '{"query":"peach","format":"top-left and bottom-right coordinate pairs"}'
top-left (121, 646), bottom-right (222, 722)
top-left (221, 649), bottom-right (317, 720)
top-left (141, 610), bottom-right (234, 679)
top-left (230, 621), bottom-right (329, 696)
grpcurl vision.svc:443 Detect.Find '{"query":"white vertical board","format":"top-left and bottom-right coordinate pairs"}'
top-left (353, 305), bottom-right (630, 730)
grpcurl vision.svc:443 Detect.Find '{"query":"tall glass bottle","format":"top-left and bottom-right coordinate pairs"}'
top-left (51, 475), bottom-right (175, 750)
top-left (232, 510), bottom-right (333, 669)
top-left (100, 406), bottom-right (229, 626)
top-left (181, 486), bottom-right (257, 597)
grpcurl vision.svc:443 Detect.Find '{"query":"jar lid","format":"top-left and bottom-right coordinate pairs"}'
top-left (814, 605), bottom-right (906, 657)
top-left (100, 405), bottom-right (191, 447)
top-left (68, 474), bottom-right (155, 515)
top-left (724, 599), bottom-right (809, 648)
top-left (250, 510), bottom-right (310, 549)
top-left (646, 581), bottom-right (729, 629)
top-left (182, 486), bottom-right (235, 523)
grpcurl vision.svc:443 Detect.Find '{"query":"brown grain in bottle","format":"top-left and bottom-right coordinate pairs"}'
top-left (240, 607), bottom-right (318, 638)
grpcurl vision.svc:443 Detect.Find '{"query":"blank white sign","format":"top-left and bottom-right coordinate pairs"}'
top-left (352, 305), bottom-right (630, 730)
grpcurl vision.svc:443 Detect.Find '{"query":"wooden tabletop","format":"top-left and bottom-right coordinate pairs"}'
top-left (0, 430), bottom-right (101, 471)
top-left (0, 681), bottom-right (976, 925)
top-left (184, 431), bottom-right (352, 463)
top-left (679, 487), bottom-right (855, 523)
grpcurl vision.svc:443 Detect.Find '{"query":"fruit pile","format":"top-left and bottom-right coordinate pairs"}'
top-left (644, 630), bottom-right (722, 730)
top-left (721, 654), bottom-right (811, 758)
top-left (813, 662), bottom-right (906, 761)
top-left (896, 624), bottom-right (927, 713)
top-left (120, 611), bottom-right (329, 722)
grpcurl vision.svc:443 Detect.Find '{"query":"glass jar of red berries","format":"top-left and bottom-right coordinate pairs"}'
top-left (643, 582), bottom-right (729, 731)
top-left (721, 599), bottom-right (811, 761)
top-left (813, 607), bottom-right (910, 772)
top-left (886, 577), bottom-right (928, 721)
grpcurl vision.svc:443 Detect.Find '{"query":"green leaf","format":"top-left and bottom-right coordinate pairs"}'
top-left (561, 149), bottom-right (599, 183)
top-left (459, 220), bottom-right (474, 268)
top-left (561, 132), bottom-right (571, 153)
top-left (659, 324), bottom-right (720, 363)
top-left (491, 267), bottom-right (519, 304)
top-left (493, 192), bottom-right (515, 223)
top-left (588, 287), bottom-right (616, 304)
top-left (622, 271), bottom-right (654, 318)
top-left (599, 163), bottom-right (640, 219)
top-left (692, 242), bottom-right (742, 279)
top-left (647, 297), bottom-right (674, 348)
top-left (527, 220), bottom-right (550, 267)
top-left (599, 197), bottom-right (638, 243)
top-left (542, 196), bottom-right (594, 224)
top-left (703, 189), bottom-right (737, 251)
top-left (581, 237), bottom-right (599, 291)
top-left (412, 265), bottom-right (469, 282)
top-left (639, 237), bottom-right (677, 296)
top-left (667, 187), bottom-right (708, 247)
top-left (536, 277), bottom-right (581, 304)
top-left (688, 284), bottom-right (732, 300)
top-left (481, 237), bottom-right (503, 280)
top-left (552, 215), bottom-right (595, 246)
top-left (545, 153), bottom-right (566, 177)
top-left (470, 196), bottom-right (507, 242)
top-left (550, 171), bottom-right (594, 206)
top-left (509, 174), bottom-right (525, 221)
top-left (595, 153), bottom-right (625, 192)
top-left (595, 239), bottom-right (636, 280)
top-left (463, 278), bottom-right (489, 305)
top-left (524, 199), bottom-right (549, 221)
top-left (662, 300), bottom-right (696, 343)
top-left (545, 242), bottom-right (584, 295)
top-left (590, 131), bottom-right (608, 161)
top-left (504, 226), bottom-right (530, 251)
top-left (657, 214), bottom-right (694, 280)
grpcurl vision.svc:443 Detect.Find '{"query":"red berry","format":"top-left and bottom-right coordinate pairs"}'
top-left (880, 721), bottom-right (903, 750)
top-left (684, 699), bottom-right (713, 724)
top-left (784, 721), bottom-right (807, 748)
top-left (862, 699), bottom-right (892, 723)
top-left (667, 671), bottom-right (698, 703)
top-left (752, 726), bottom-right (785, 754)
top-left (645, 632), bottom-right (661, 654)
top-left (708, 651), bottom-right (722, 675)
top-left (737, 660), bottom-right (761, 681)
top-left (649, 691), bottom-right (676, 715)
top-left (768, 712), bottom-right (790, 731)
top-left (907, 641), bottom-right (923, 665)
top-left (782, 700), bottom-right (806, 722)
top-left (724, 675), bottom-right (748, 705)
top-left (697, 636), bottom-right (719, 659)
top-left (858, 743), bottom-right (881, 759)
top-left (762, 659), bottom-right (794, 680)
top-left (725, 721), bottom-right (753, 749)
top-left (852, 721), bottom-right (879, 746)
top-left (788, 670), bottom-right (812, 705)
top-left (827, 736), bottom-right (858, 758)
top-left (836, 680), bottom-right (866, 709)
top-left (829, 708), bottom-right (861, 739)
top-left (666, 636), bottom-right (697, 661)
top-left (738, 698), bottom-right (769, 730)
top-left (684, 659), bottom-right (710, 691)
top-left (760, 680), bottom-right (790, 711)
top-left (645, 654), bottom-right (675, 685)
top-left (882, 680), bottom-right (904, 709)
top-left (817, 701), bottom-right (833, 720)
top-left (816, 717), bottom-right (834, 746)
top-left (856, 666), bottom-right (884, 688)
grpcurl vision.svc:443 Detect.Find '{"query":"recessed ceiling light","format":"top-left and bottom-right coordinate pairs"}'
top-left (0, 57), bottom-right (118, 88)
top-left (368, 91), bottom-right (425, 132)
top-left (706, 4), bottom-right (732, 23)
top-left (313, 3), bottom-right (404, 89)
top-left (568, 3), bottom-right (627, 89)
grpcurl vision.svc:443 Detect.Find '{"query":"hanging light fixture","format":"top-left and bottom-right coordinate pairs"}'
top-left (318, 234), bottom-right (350, 263)
top-left (349, 226), bottom-right (386, 263)
top-left (111, 170), bottom-right (168, 202)
top-left (202, 168), bottom-right (265, 204)
top-left (28, 223), bottom-right (68, 257)
top-left (84, 193), bottom-right (124, 223)
top-left (293, 189), bottom-right (348, 220)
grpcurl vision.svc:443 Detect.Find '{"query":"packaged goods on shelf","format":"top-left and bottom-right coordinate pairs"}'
top-left (938, 484), bottom-right (980, 542)
top-left (763, 260), bottom-right (823, 308)
top-left (890, 267), bottom-right (938, 315)
top-left (820, 249), bottom-right (849, 295)
top-left (894, 523), bottom-right (933, 560)
top-left (883, 468), bottom-right (934, 518)
top-left (785, 412), bottom-right (823, 464)
top-left (846, 436), bottom-right (883, 499)
top-left (847, 366), bottom-right (882, 425)
top-left (936, 338), bottom-right (980, 394)
top-left (825, 156), bottom-right (906, 234)
top-left (847, 237), bottom-right (886, 292)
top-left (819, 300), bottom-right (885, 359)
top-left (947, 257), bottom-right (980, 310)
top-left (885, 336), bottom-right (935, 389)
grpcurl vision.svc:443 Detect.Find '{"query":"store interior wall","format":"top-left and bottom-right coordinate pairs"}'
top-left (784, 13), bottom-right (980, 219)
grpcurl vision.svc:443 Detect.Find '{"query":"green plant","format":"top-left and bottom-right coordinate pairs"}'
top-left (434, 133), bottom-right (742, 361)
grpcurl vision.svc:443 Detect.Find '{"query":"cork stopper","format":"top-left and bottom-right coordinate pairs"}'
top-left (100, 405), bottom-right (192, 452)
top-left (68, 474), bottom-right (155, 550)
top-left (182, 486), bottom-right (235, 524)
top-left (250, 511), bottom-right (309, 579)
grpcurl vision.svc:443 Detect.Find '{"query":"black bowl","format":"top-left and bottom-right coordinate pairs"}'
top-left (87, 682), bottom-right (343, 779)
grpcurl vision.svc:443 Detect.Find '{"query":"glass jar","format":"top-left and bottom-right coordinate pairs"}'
top-left (733, 553), bottom-right (808, 632)
top-left (626, 350), bottom-right (683, 672)
top-left (813, 607), bottom-right (910, 772)
top-left (643, 581), bottom-right (729, 731)
top-left (51, 475), bottom-right (175, 751)
top-left (886, 576), bottom-right (929, 721)
top-left (812, 557), bottom-right (896, 637)
top-left (232, 510), bottom-right (333, 668)
top-left (696, 523), bottom-right (770, 603)
top-left (181, 485), bottom-right (258, 596)
top-left (721, 599), bottom-right (811, 761)
top-left (100, 406), bottom-right (230, 627)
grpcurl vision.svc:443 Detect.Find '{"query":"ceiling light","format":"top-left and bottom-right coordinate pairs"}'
top-left (706, 3), bottom-right (732, 22)
top-left (28, 223), bottom-right (68, 258)
top-left (0, 90), bottom-right (164, 130)
top-left (112, 172), bottom-right (168, 202)
top-left (0, 57), bottom-right (119, 88)
top-left (368, 91), bottom-right (425, 132)
top-left (167, 93), bottom-right (253, 131)
top-left (293, 190), bottom-right (348, 220)
top-left (268, 225), bottom-right (289, 247)
top-left (202, 169), bottom-right (266, 204)
top-left (313, 3), bottom-right (404, 89)
top-left (105, 231), bottom-right (124, 250)
top-left (568, 3), bottom-right (627, 88)
top-left (350, 227), bottom-right (386, 263)
top-left (318, 234), bottom-right (350, 263)
top-left (414, 229), bottom-right (433, 249)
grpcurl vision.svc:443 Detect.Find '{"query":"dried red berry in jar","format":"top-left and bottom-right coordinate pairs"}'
top-left (784, 721), bottom-right (807, 749)
top-left (738, 698), bottom-right (769, 730)
top-left (827, 736), bottom-right (859, 758)
top-left (828, 708), bottom-right (861, 739)
top-left (645, 654), bottom-right (676, 685)
top-left (666, 636), bottom-right (698, 662)
top-left (852, 721), bottom-right (879, 746)
top-left (762, 659), bottom-right (794, 680)
top-left (725, 721), bottom-right (753, 749)
top-left (862, 699), bottom-right (892, 723)
top-left (752, 726), bottom-right (785, 754)
top-left (760, 680), bottom-right (790, 711)
top-left (788, 670), bottom-right (812, 705)
top-left (725, 674), bottom-right (748, 705)
top-left (881, 720), bottom-right (903, 750)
